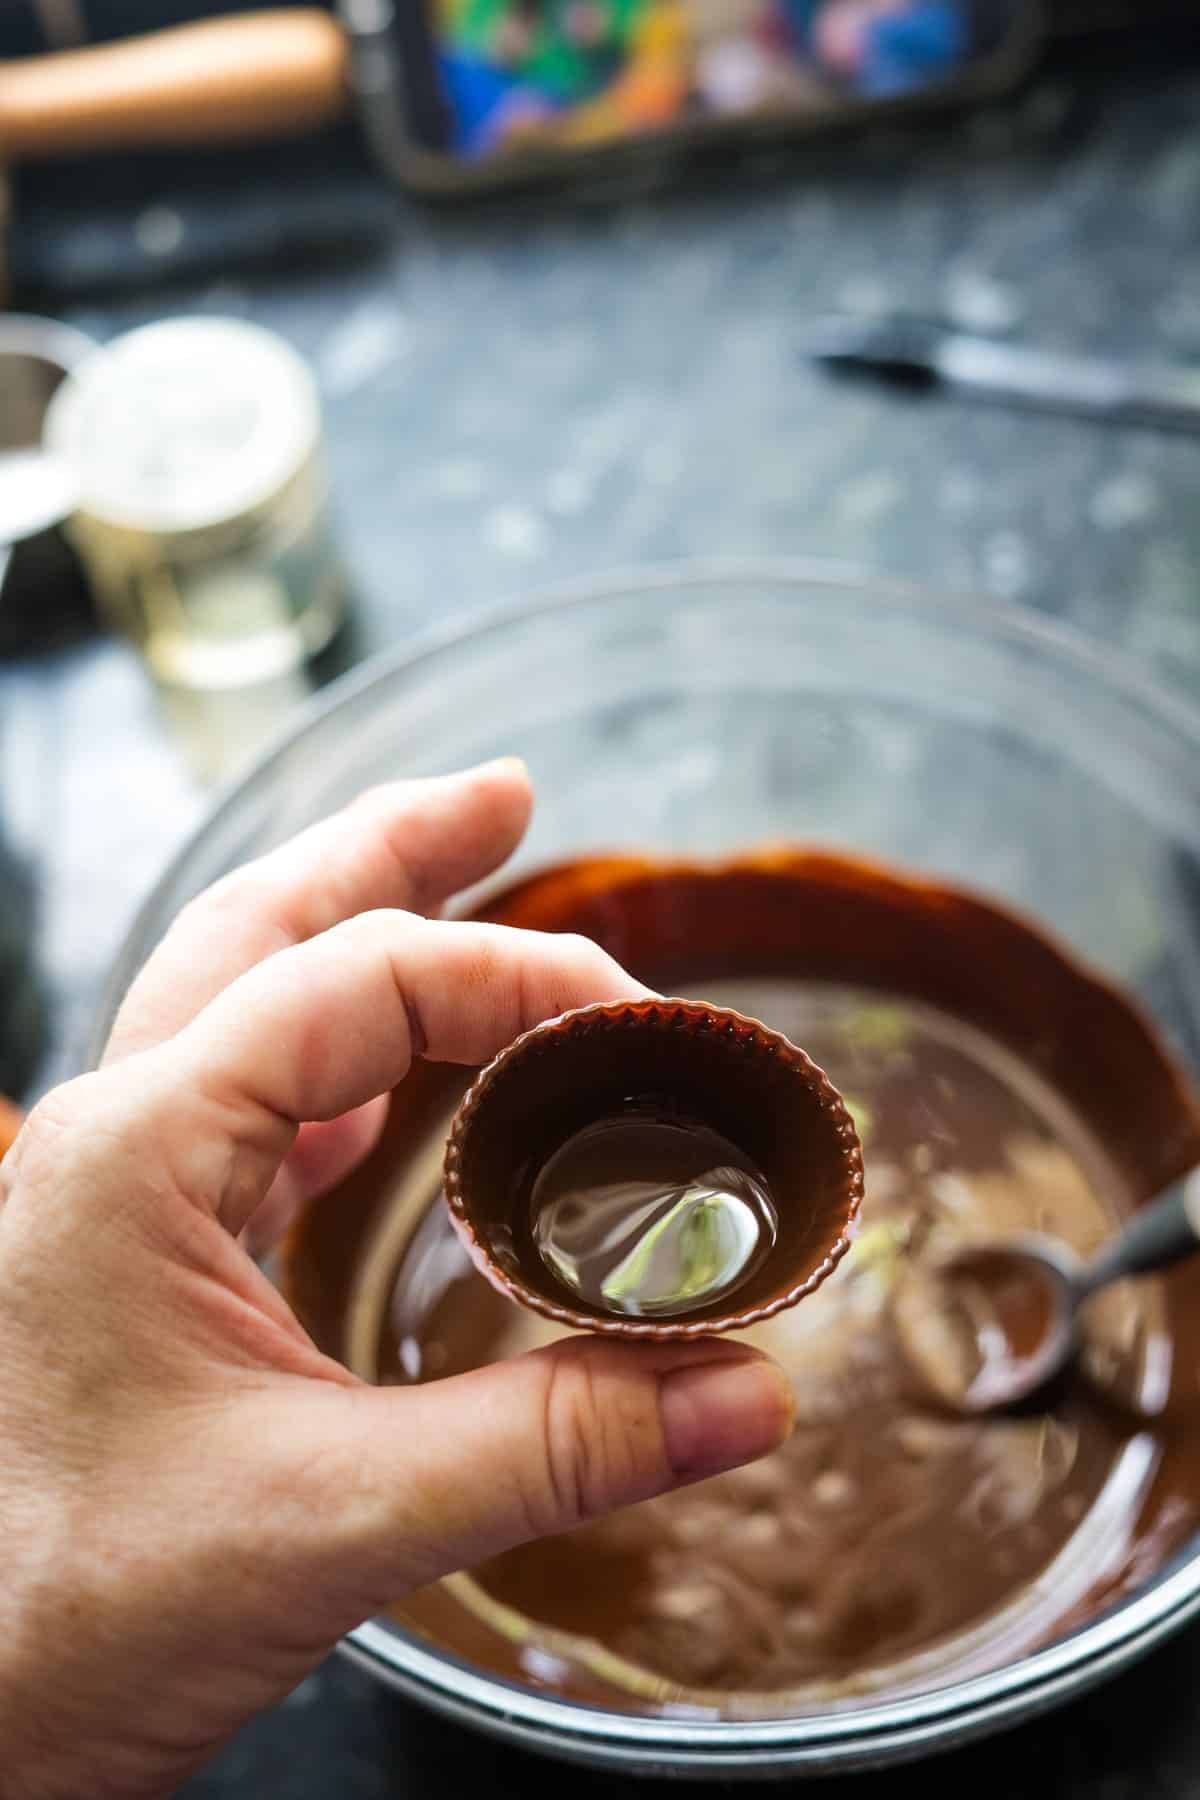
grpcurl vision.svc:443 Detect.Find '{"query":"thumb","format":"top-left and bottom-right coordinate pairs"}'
top-left (318, 1337), bottom-right (794, 1601)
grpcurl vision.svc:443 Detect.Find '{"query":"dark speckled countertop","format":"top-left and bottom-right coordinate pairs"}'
top-left (3, 45), bottom-right (1200, 1797)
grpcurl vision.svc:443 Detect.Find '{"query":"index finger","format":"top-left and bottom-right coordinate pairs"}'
top-left (104, 759), bottom-right (533, 1064)
top-left (154, 911), bottom-right (654, 1237)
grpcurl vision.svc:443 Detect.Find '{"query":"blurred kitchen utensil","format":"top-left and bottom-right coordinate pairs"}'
top-left (893, 1169), bottom-right (1200, 1414)
top-left (0, 4), bottom-right (432, 180)
top-left (0, 9), bottom-right (348, 156)
top-left (0, 312), bottom-right (95, 654)
top-left (0, 0), bottom-right (1193, 288)
top-left (0, 5), bottom-right (427, 299)
top-left (0, 0), bottom-right (1193, 183)
top-left (800, 314), bottom-right (1200, 434)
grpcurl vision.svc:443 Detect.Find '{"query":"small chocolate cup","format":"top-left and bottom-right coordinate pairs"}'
top-left (443, 998), bottom-right (864, 1339)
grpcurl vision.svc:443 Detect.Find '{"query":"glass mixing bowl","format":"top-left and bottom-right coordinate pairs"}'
top-left (97, 563), bottom-right (1200, 1776)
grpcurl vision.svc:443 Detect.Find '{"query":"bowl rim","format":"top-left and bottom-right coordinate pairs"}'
top-left (94, 555), bottom-right (1200, 1059)
top-left (92, 557), bottom-right (1200, 1760)
top-left (341, 1548), bottom-right (1200, 1767)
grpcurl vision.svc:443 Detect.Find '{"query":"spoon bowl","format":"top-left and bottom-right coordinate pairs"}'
top-left (893, 1236), bottom-right (1079, 1414)
top-left (894, 1170), bottom-right (1200, 1415)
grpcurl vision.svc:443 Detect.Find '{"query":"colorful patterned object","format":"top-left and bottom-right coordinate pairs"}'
top-left (431, 0), bottom-right (1001, 155)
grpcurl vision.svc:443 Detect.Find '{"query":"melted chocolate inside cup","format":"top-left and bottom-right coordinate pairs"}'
top-left (281, 848), bottom-right (1200, 1717)
top-left (530, 1112), bottom-right (779, 1320)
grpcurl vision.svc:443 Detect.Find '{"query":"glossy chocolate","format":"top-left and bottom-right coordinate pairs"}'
top-left (443, 998), bottom-right (863, 1337)
top-left (281, 847), bottom-right (1200, 1717)
top-left (530, 1112), bottom-right (779, 1319)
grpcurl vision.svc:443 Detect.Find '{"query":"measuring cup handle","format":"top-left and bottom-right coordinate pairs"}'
top-left (1079, 1171), bottom-right (1200, 1295)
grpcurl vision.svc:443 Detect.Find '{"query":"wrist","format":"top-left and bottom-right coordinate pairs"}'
top-left (0, 1510), bottom-right (158, 1800)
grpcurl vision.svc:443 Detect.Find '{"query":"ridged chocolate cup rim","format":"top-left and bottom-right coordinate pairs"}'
top-left (443, 998), bottom-right (865, 1340)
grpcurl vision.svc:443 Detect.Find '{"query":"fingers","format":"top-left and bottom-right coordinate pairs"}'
top-left (154, 912), bottom-right (652, 1236)
top-left (304, 1337), bottom-right (795, 1597)
top-left (105, 759), bottom-right (533, 1064)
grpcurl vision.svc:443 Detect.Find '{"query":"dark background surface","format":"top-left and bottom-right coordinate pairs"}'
top-left (3, 19), bottom-right (1200, 1796)
top-left (184, 1634), bottom-right (1200, 1799)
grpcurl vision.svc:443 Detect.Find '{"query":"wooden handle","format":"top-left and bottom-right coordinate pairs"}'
top-left (0, 10), bottom-right (350, 159)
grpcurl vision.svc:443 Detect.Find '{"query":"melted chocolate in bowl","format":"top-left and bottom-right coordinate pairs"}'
top-left (282, 849), bottom-right (1200, 1718)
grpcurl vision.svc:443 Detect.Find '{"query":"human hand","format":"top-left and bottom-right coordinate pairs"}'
top-left (0, 760), bottom-right (793, 1800)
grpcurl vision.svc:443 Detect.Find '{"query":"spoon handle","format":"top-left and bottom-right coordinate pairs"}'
top-left (1078, 1171), bottom-right (1200, 1297)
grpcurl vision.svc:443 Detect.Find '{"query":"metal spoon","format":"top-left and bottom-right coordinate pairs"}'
top-left (892, 1169), bottom-right (1200, 1415)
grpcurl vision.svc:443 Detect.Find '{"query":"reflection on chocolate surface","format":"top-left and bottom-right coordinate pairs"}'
top-left (281, 848), bottom-right (1200, 1718)
top-left (529, 1111), bottom-right (778, 1319)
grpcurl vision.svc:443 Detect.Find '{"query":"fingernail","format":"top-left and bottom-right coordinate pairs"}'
top-left (659, 1353), bottom-right (794, 1480)
top-left (484, 755), bottom-right (529, 780)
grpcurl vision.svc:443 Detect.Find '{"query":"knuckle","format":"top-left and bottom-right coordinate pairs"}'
top-left (560, 931), bottom-right (605, 967)
top-left (529, 1351), bottom-right (599, 1533)
top-left (177, 867), bottom-right (256, 929)
top-left (566, 933), bottom-right (624, 994)
top-left (346, 782), bottom-right (399, 821)
top-left (7, 1073), bottom-right (110, 1189)
top-left (21, 1073), bottom-right (101, 1147)
top-left (343, 789), bottom-right (426, 891)
top-left (329, 908), bottom-right (403, 957)
top-left (465, 927), bottom-right (503, 985)
top-left (189, 861), bottom-right (302, 936)
top-left (467, 936), bottom-right (500, 993)
top-left (449, 929), bottom-right (504, 1010)
top-left (528, 1345), bottom-right (662, 1534)
top-left (317, 910), bottom-right (375, 959)
top-left (168, 867), bottom-right (288, 958)
top-left (350, 790), bottom-right (410, 854)
top-left (542, 933), bottom-right (621, 1019)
